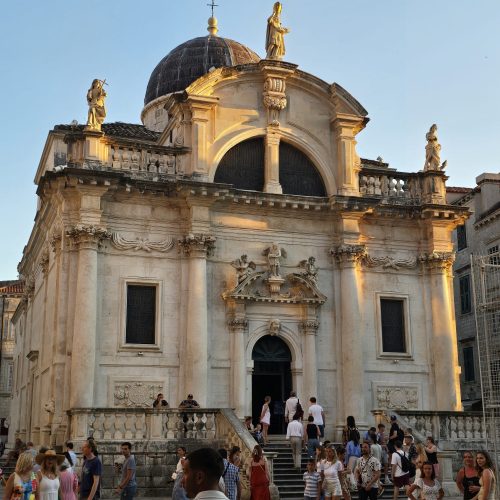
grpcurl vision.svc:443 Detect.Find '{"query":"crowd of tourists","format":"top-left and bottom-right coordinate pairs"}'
top-left (0, 391), bottom-right (497, 500)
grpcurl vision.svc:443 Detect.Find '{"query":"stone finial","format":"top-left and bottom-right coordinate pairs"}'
top-left (423, 124), bottom-right (441, 171)
top-left (85, 79), bottom-right (107, 132)
top-left (265, 2), bottom-right (289, 60)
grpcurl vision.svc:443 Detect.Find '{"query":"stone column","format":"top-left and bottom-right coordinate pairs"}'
top-left (178, 234), bottom-right (216, 407)
top-left (300, 320), bottom-right (319, 400)
top-left (66, 225), bottom-right (109, 408)
top-left (264, 132), bottom-right (282, 194)
top-left (331, 244), bottom-right (366, 421)
top-left (421, 252), bottom-right (462, 410)
top-left (228, 317), bottom-right (248, 418)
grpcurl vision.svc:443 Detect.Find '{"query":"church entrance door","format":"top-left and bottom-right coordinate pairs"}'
top-left (252, 335), bottom-right (292, 435)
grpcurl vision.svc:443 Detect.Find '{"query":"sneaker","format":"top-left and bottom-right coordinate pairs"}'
top-left (383, 479), bottom-right (392, 485)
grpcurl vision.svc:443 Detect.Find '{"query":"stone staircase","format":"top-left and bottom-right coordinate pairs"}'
top-left (265, 436), bottom-right (408, 499)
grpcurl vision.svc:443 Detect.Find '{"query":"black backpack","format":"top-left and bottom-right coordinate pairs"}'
top-left (397, 451), bottom-right (413, 475)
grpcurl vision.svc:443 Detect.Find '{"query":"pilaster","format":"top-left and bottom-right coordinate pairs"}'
top-left (300, 319), bottom-right (319, 401)
top-left (264, 132), bottom-right (282, 194)
top-left (228, 316), bottom-right (248, 418)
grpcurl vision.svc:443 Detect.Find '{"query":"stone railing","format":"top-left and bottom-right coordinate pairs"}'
top-left (68, 408), bottom-right (221, 442)
top-left (109, 145), bottom-right (181, 175)
top-left (372, 409), bottom-right (487, 496)
top-left (359, 168), bottom-right (423, 203)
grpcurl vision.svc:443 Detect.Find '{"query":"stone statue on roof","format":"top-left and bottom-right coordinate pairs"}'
top-left (231, 254), bottom-right (256, 282)
top-left (266, 2), bottom-right (289, 60)
top-left (85, 79), bottom-right (107, 131)
top-left (424, 124), bottom-right (442, 171)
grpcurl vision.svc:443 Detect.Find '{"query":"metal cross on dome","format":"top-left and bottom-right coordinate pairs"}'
top-left (207, 0), bottom-right (218, 17)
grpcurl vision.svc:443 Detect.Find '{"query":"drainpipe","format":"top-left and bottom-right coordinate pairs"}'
top-left (0, 294), bottom-right (5, 377)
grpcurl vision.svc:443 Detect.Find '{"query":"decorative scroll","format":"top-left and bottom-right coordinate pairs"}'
top-left (362, 254), bottom-right (418, 270)
top-left (110, 232), bottom-right (174, 253)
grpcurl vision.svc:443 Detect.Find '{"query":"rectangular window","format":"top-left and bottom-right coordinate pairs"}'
top-left (459, 275), bottom-right (472, 314)
top-left (380, 298), bottom-right (406, 353)
top-left (488, 245), bottom-right (499, 265)
top-left (463, 346), bottom-right (475, 382)
top-left (456, 225), bottom-right (467, 251)
top-left (126, 285), bottom-right (156, 344)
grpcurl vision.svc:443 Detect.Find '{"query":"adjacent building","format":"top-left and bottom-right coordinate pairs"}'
top-left (9, 15), bottom-right (467, 447)
top-left (0, 280), bottom-right (24, 444)
top-left (448, 173), bottom-right (500, 409)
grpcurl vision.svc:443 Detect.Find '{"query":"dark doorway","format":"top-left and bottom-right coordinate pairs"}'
top-left (252, 335), bottom-right (292, 434)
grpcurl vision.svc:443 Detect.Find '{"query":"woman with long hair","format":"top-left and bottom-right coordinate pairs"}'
top-left (345, 430), bottom-right (361, 472)
top-left (318, 446), bottom-right (342, 500)
top-left (472, 450), bottom-right (496, 500)
top-left (424, 436), bottom-right (440, 479)
top-left (59, 460), bottom-right (78, 500)
top-left (342, 416), bottom-right (359, 446)
top-left (3, 451), bottom-right (38, 500)
top-left (456, 451), bottom-right (480, 500)
top-left (248, 445), bottom-right (270, 500)
top-left (260, 396), bottom-right (271, 446)
top-left (407, 461), bottom-right (444, 500)
top-left (35, 449), bottom-right (65, 500)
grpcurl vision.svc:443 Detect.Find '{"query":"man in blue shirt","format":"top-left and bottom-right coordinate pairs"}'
top-left (218, 449), bottom-right (241, 500)
top-left (80, 439), bottom-right (102, 499)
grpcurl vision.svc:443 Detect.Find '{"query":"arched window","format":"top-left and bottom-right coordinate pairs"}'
top-left (279, 142), bottom-right (326, 196)
top-left (214, 138), bottom-right (327, 196)
top-left (214, 138), bottom-right (264, 191)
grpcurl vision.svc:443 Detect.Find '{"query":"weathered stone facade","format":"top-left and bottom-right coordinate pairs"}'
top-left (9, 26), bottom-right (468, 449)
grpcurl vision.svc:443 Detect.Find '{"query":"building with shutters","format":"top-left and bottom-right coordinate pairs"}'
top-left (9, 15), bottom-right (467, 447)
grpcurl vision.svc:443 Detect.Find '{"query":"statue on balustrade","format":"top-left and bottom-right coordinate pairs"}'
top-left (266, 2), bottom-right (289, 60)
top-left (85, 78), bottom-right (107, 131)
top-left (424, 124), bottom-right (442, 171)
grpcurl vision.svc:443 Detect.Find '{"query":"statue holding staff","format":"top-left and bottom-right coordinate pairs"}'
top-left (265, 2), bottom-right (289, 60)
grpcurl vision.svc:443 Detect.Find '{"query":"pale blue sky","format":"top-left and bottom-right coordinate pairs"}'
top-left (1, 1), bottom-right (499, 279)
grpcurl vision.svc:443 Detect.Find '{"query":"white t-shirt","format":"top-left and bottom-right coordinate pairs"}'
top-left (370, 443), bottom-right (382, 462)
top-left (308, 404), bottom-right (324, 425)
top-left (391, 450), bottom-right (408, 478)
top-left (285, 397), bottom-right (298, 420)
top-left (317, 459), bottom-right (342, 480)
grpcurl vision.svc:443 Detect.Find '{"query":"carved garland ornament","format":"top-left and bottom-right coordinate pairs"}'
top-left (110, 232), bottom-right (174, 253)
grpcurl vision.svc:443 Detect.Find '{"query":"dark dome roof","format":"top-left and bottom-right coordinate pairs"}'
top-left (144, 35), bottom-right (260, 105)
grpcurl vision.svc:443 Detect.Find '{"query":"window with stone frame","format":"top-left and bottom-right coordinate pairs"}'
top-left (125, 284), bottom-right (156, 344)
top-left (488, 245), bottom-right (500, 265)
top-left (459, 274), bottom-right (472, 314)
top-left (380, 298), bottom-right (407, 353)
top-left (463, 346), bottom-right (475, 382)
top-left (456, 224), bottom-right (467, 251)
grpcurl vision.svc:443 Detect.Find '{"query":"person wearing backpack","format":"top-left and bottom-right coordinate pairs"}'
top-left (391, 440), bottom-right (410, 500)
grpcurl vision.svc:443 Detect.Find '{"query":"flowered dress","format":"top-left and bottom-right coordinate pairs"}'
top-left (10, 472), bottom-right (38, 500)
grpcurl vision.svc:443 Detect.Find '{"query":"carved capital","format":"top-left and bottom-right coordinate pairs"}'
top-left (419, 251), bottom-right (455, 273)
top-left (331, 244), bottom-right (366, 266)
top-left (178, 233), bottom-right (216, 257)
top-left (263, 76), bottom-right (287, 126)
top-left (49, 233), bottom-right (62, 253)
top-left (300, 320), bottom-right (319, 334)
top-left (66, 224), bottom-right (111, 249)
top-left (227, 318), bottom-right (248, 333)
top-left (40, 251), bottom-right (50, 277)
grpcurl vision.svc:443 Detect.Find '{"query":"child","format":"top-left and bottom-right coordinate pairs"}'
top-left (303, 458), bottom-right (321, 500)
top-left (253, 424), bottom-right (264, 445)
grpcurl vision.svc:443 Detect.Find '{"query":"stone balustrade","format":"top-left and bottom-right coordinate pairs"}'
top-left (110, 145), bottom-right (180, 174)
top-left (359, 168), bottom-right (423, 203)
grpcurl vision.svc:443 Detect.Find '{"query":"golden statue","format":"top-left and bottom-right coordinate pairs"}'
top-left (85, 79), bottom-right (107, 131)
top-left (266, 2), bottom-right (289, 60)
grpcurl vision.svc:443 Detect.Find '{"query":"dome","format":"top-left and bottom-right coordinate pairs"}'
top-left (144, 35), bottom-right (260, 105)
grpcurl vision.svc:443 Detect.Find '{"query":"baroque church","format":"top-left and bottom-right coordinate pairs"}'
top-left (9, 6), bottom-right (468, 446)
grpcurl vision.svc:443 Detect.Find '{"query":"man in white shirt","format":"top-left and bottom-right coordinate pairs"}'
top-left (183, 448), bottom-right (229, 500)
top-left (308, 397), bottom-right (325, 438)
top-left (284, 391), bottom-right (299, 423)
top-left (286, 414), bottom-right (304, 470)
top-left (390, 441), bottom-right (409, 500)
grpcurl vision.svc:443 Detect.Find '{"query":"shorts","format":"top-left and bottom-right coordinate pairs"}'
top-left (323, 478), bottom-right (342, 497)
top-left (381, 449), bottom-right (388, 465)
top-left (393, 473), bottom-right (409, 488)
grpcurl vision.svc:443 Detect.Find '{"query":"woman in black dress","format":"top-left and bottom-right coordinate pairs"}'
top-left (455, 451), bottom-right (480, 500)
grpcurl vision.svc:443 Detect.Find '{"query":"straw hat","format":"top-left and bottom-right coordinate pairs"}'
top-left (35, 449), bottom-right (65, 465)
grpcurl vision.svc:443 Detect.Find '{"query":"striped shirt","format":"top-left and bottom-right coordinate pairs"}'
top-left (303, 471), bottom-right (321, 497)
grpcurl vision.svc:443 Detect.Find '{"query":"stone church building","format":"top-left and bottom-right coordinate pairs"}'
top-left (9, 14), bottom-right (468, 446)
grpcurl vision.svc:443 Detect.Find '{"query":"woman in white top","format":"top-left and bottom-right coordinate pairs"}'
top-left (318, 446), bottom-right (343, 500)
top-left (407, 461), bottom-right (444, 500)
top-left (35, 449), bottom-right (65, 500)
top-left (260, 396), bottom-right (271, 446)
top-left (472, 450), bottom-right (496, 500)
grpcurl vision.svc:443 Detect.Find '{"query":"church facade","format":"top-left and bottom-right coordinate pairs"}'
top-left (9, 15), bottom-right (468, 445)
